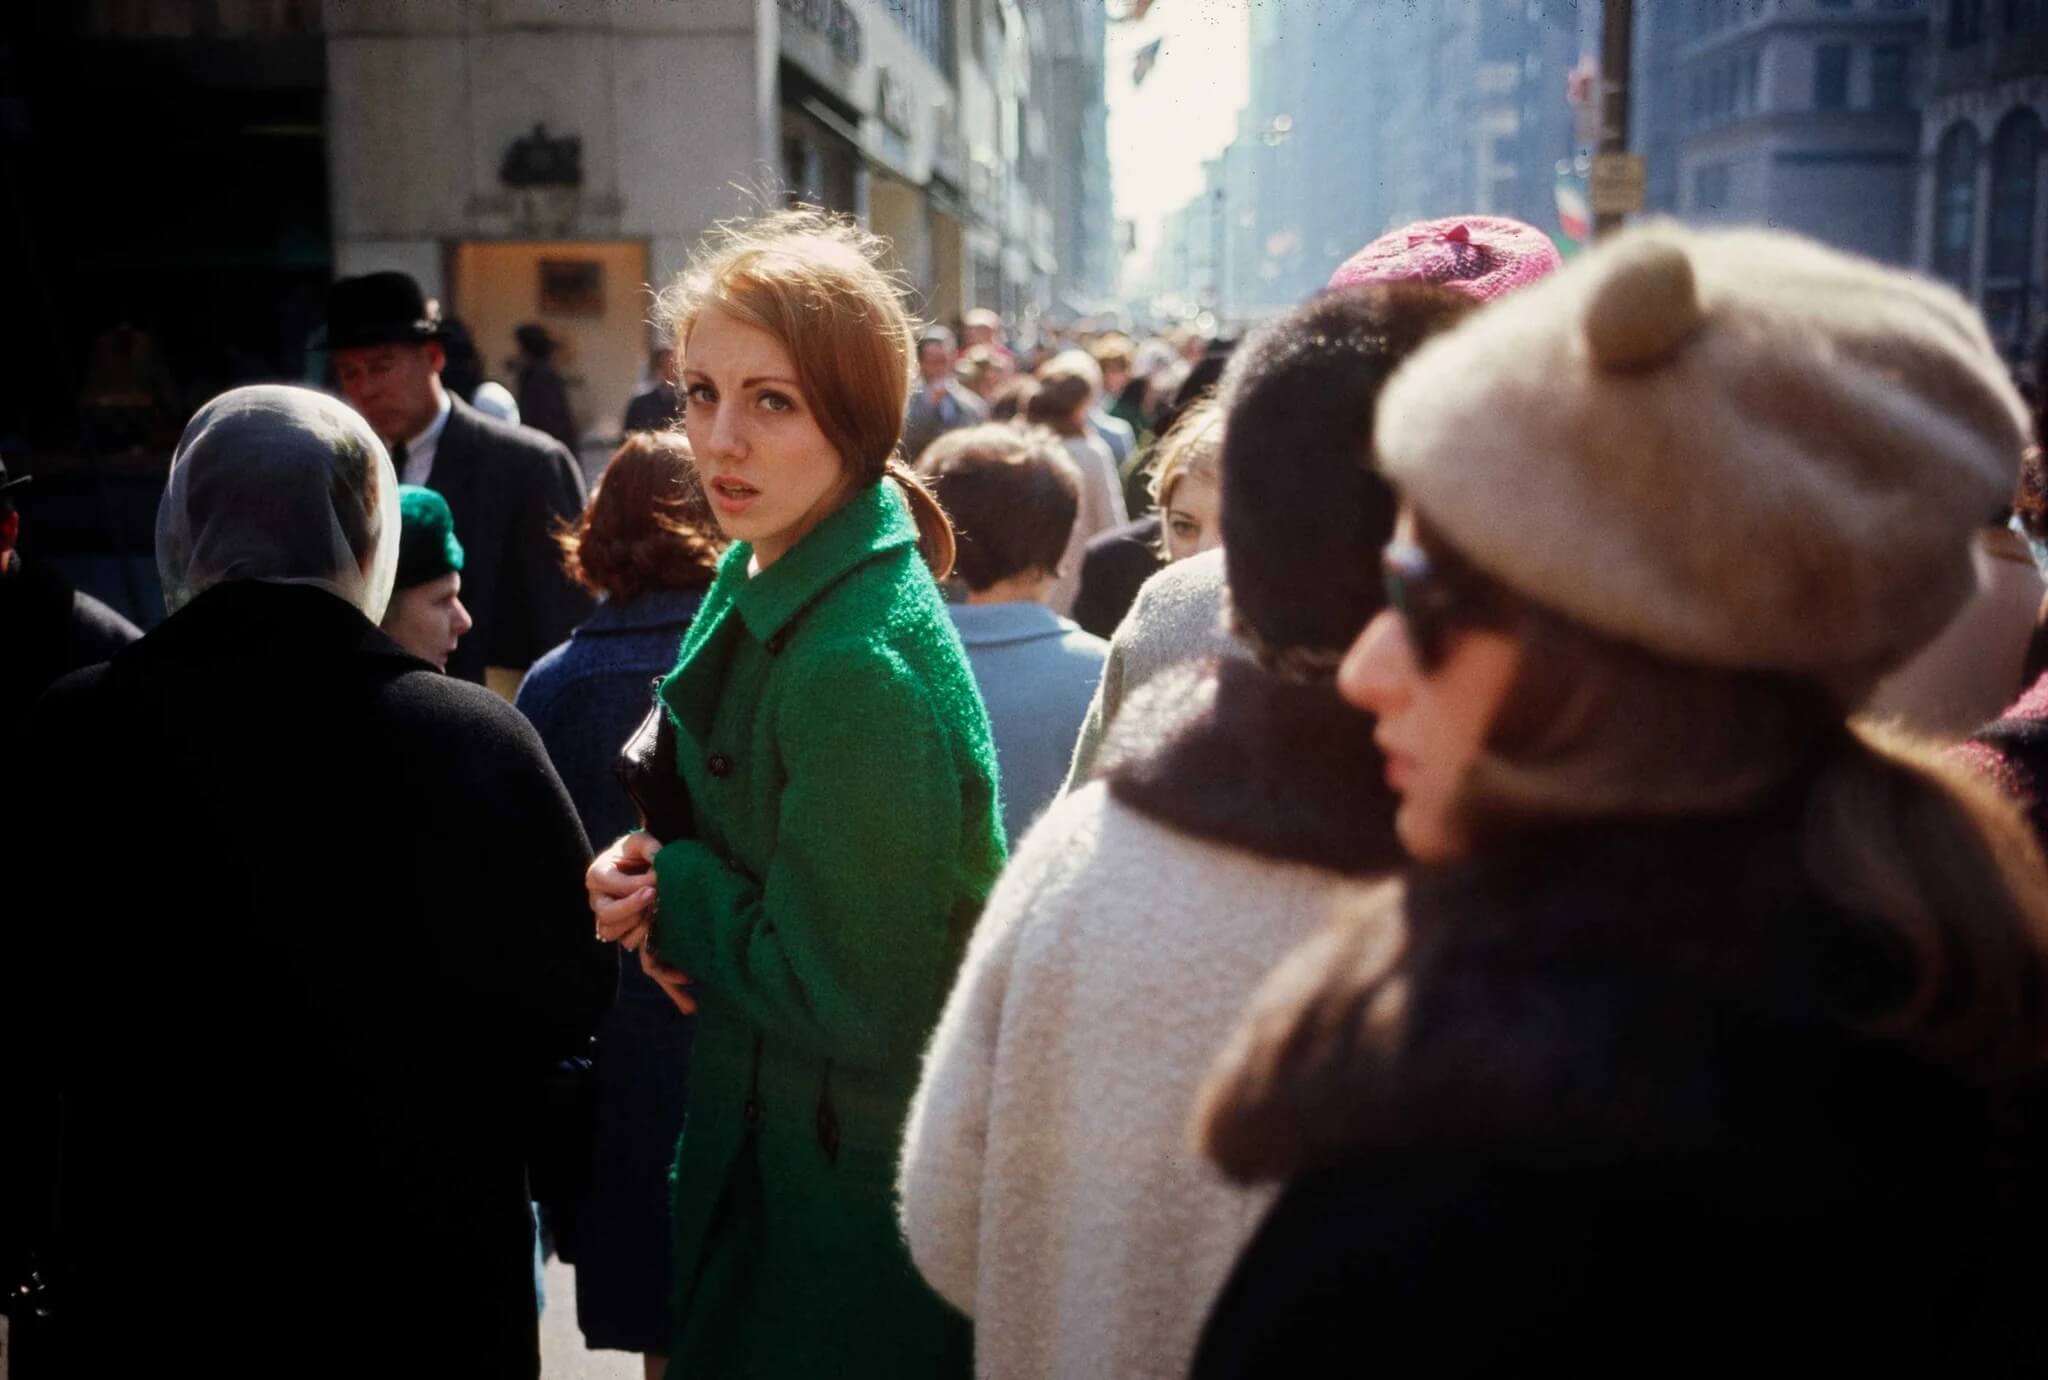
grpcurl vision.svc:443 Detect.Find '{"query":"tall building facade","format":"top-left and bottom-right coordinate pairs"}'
top-left (1145, 0), bottom-right (1596, 327)
top-left (1631, 0), bottom-right (1929, 266)
top-left (1914, 0), bottom-right (2048, 353)
top-left (0, 0), bottom-right (1093, 459)
top-left (326, 0), bottom-right (1073, 431)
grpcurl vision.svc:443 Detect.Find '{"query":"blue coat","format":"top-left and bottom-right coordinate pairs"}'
top-left (947, 601), bottom-right (1108, 842)
top-left (517, 587), bottom-right (704, 1353)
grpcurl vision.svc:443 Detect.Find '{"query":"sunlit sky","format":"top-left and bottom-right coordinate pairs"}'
top-left (1105, 0), bottom-right (1252, 281)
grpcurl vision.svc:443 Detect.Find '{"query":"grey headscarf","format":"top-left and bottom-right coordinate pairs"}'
top-left (156, 385), bottom-right (401, 621)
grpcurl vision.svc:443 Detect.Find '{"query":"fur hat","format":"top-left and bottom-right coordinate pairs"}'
top-left (1375, 220), bottom-right (2031, 696)
top-left (1218, 282), bottom-right (1478, 674)
top-left (1328, 216), bottom-right (1562, 303)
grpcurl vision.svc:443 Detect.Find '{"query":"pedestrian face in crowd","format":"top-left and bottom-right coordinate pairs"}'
top-left (382, 571), bottom-right (473, 672)
top-left (1338, 510), bottom-right (1520, 863)
top-left (1162, 472), bottom-right (1221, 561)
top-left (918, 339), bottom-right (954, 387)
top-left (682, 305), bottom-right (850, 570)
top-left (332, 342), bottom-right (446, 447)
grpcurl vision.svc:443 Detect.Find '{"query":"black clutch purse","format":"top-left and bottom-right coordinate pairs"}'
top-left (616, 696), bottom-right (696, 844)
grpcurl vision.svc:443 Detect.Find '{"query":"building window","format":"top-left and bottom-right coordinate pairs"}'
top-left (1950, 0), bottom-right (1987, 46)
top-left (1694, 162), bottom-right (1733, 209)
top-left (1936, 122), bottom-right (1982, 289)
top-left (1814, 44), bottom-right (1851, 109)
top-left (1989, 110), bottom-right (2042, 280)
top-left (1871, 44), bottom-right (1911, 110)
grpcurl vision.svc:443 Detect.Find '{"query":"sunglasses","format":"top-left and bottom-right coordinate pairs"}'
top-left (1381, 539), bottom-right (1494, 671)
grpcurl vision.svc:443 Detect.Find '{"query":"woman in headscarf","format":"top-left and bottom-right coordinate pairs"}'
top-left (6, 384), bottom-right (613, 1377)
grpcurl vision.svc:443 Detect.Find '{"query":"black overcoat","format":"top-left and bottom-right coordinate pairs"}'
top-left (5, 581), bottom-right (615, 1377)
top-left (427, 396), bottom-right (594, 683)
top-left (1191, 808), bottom-right (2048, 1379)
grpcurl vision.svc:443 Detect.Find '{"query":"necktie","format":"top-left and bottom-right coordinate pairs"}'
top-left (390, 440), bottom-right (409, 476)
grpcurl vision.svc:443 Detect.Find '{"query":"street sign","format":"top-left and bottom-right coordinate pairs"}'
top-left (1590, 153), bottom-right (1647, 215)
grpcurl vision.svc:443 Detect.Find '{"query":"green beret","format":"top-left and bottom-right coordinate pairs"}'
top-left (394, 484), bottom-right (464, 590)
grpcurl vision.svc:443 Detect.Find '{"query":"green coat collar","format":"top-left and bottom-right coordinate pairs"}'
top-left (727, 480), bottom-right (919, 648)
top-left (660, 481), bottom-right (918, 736)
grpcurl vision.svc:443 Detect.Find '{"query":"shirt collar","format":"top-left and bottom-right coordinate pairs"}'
top-left (947, 600), bottom-right (1068, 647)
top-left (723, 480), bottom-right (921, 647)
top-left (406, 389), bottom-right (454, 453)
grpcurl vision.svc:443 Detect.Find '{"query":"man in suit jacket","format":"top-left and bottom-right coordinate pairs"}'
top-left (902, 327), bottom-right (988, 465)
top-left (328, 272), bottom-right (593, 688)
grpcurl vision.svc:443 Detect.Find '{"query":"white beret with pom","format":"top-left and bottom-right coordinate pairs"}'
top-left (1374, 220), bottom-right (2031, 693)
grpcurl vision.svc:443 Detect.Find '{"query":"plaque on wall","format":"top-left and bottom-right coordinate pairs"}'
top-left (539, 258), bottom-right (604, 316)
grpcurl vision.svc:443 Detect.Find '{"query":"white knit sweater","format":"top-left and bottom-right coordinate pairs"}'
top-left (898, 780), bottom-right (1360, 1379)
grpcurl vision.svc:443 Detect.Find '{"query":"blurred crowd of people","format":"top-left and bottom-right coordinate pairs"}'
top-left (8, 201), bottom-right (2048, 1380)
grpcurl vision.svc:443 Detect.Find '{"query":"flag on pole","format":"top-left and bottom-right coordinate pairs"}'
top-left (1554, 172), bottom-right (1591, 247)
top-left (1133, 37), bottom-right (1163, 87)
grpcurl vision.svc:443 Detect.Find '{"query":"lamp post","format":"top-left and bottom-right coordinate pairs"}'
top-left (1593, 0), bottom-right (1639, 240)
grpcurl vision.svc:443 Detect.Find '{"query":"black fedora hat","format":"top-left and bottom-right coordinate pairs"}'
top-left (326, 271), bottom-right (445, 351)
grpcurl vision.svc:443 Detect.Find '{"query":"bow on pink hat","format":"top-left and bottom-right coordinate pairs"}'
top-left (1328, 214), bottom-right (1562, 303)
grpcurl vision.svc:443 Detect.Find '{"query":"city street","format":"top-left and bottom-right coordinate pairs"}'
top-left (540, 1258), bottom-right (634, 1380)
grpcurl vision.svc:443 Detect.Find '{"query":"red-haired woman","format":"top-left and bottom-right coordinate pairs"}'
top-left (583, 211), bottom-right (1004, 1376)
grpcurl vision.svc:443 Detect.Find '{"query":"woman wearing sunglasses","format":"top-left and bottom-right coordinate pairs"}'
top-left (1190, 225), bottom-right (2048, 1376)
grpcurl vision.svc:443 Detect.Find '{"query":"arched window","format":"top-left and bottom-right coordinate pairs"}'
top-left (1988, 110), bottom-right (2042, 281)
top-left (1935, 122), bottom-right (1982, 290)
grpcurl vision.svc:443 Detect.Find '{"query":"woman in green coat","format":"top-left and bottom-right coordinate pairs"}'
top-left (587, 209), bottom-right (1006, 1378)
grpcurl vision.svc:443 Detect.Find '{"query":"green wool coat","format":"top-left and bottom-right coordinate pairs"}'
top-left (651, 480), bottom-right (1006, 1377)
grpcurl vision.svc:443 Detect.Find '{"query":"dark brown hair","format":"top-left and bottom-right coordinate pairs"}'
top-left (916, 423), bottom-right (1080, 592)
top-left (1416, 515), bottom-right (2048, 1073)
top-left (654, 207), bottom-right (957, 577)
top-left (1025, 365), bottom-right (1094, 438)
top-left (555, 430), bottom-right (723, 601)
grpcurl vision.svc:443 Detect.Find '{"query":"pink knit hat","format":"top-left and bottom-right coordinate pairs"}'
top-left (1328, 216), bottom-right (1562, 302)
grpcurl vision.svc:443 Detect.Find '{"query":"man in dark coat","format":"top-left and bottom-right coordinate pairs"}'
top-left (513, 322), bottom-right (580, 454)
top-left (328, 273), bottom-right (593, 687)
top-left (1069, 513), bottom-right (1165, 640)
top-left (622, 347), bottom-right (681, 433)
top-left (0, 455), bottom-right (140, 726)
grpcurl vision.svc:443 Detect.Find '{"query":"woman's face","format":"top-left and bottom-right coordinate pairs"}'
top-left (381, 572), bottom-right (473, 673)
top-left (1337, 512), bottom-right (1521, 863)
top-left (1163, 473), bottom-right (1222, 562)
top-left (682, 306), bottom-right (850, 569)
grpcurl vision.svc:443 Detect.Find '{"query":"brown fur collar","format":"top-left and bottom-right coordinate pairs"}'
top-left (1195, 807), bottom-right (1918, 1183)
top-left (1100, 657), bottom-right (1405, 877)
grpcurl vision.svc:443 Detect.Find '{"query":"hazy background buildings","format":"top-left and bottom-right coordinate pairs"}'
top-left (1136, 0), bottom-right (2047, 365)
